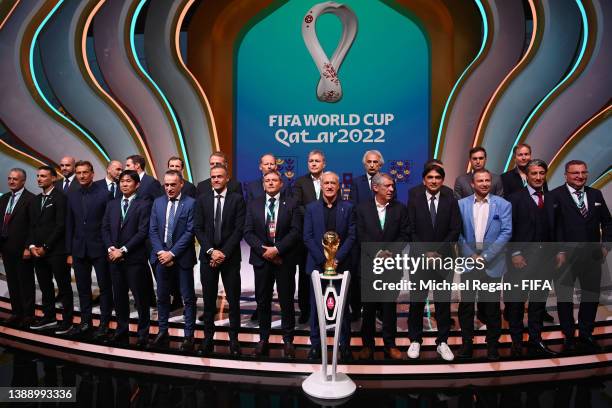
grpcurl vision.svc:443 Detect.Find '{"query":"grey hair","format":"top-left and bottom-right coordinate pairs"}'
top-left (361, 150), bottom-right (384, 166)
top-left (371, 172), bottom-right (393, 186)
top-left (9, 168), bottom-right (26, 180)
top-left (308, 149), bottom-right (326, 162)
top-left (526, 159), bottom-right (548, 173)
top-left (321, 171), bottom-right (339, 183)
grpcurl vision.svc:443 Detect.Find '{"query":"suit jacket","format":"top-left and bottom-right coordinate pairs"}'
top-left (454, 172), bottom-right (504, 199)
top-left (138, 173), bottom-right (164, 204)
top-left (54, 177), bottom-right (79, 195)
top-left (182, 180), bottom-right (197, 198)
top-left (93, 179), bottom-right (120, 200)
top-left (548, 184), bottom-right (611, 246)
top-left (244, 193), bottom-right (301, 267)
top-left (349, 174), bottom-right (373, 205)
top-left (27, 187), bottom-right (67, 257)
top-left (66, 182), bottom-right (111, 258)
top-left (303, 199), bottom-right (355, 274)
top-left (0, 189), bottom-right (35, 255)
top-left (194, 191), bottom-right (245, 262)
top-left (458, 194), bottom-right (512, 277)
top-left (102, 196), bottom-right (150, 264)
top-left (356, 199), bottom-right (410, 261)
top-left (408, 187), bottom-right (461, 257)
top-left (292, 174), bottom-right (319, 207)
top-left (244, 178), bottom-right (290, 204)
top-left (501, 168), bottom-right (548, 197)
top-left (196, 178), bottom-right (243, 198)
top-left (408, 184), bottom-right (453, 203)
top-left (149, 195), bottom-right (197, 268)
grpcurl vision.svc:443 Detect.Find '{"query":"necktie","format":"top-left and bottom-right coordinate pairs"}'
top-left (534, 190), bottom-right (544, 209)
top-left (266, 197), bottom-right (276, 242)
top-left (121, 198), bottom-right (129, 226)
top-left (429, 195), bottom-right (437, 227)
top-left (110, 182), bottom-right (116, 198)
top-left (40, 195), bottom-right (48, 211)
top-left (2, 193), bottom-right (15, 235)
top-left (574, 190), bottom-right (588, 218)
top-left (63, 179), bottom-right (70, 192)
top-left (214, 194), bottom-right (222, 245)
top-left (166, 199), bottom-right (177, 247)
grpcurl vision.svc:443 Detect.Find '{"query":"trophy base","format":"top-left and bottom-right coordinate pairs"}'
top-left (302, 371), bottom-right (356, 399)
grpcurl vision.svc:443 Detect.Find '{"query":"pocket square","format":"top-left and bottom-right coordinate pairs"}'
top-left (45, 203), bottom-right (54, 208)
top-left (594, 202), bottom-right (602, 206)
top-left (493, 214), bottom-right (500, 220)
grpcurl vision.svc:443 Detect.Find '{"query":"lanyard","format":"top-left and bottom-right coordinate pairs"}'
top-left (121, 197), bottom-right (133, 220)
top-left (5, 193), bottom-right (16, 215)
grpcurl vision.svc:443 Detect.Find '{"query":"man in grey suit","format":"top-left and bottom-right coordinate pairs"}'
top-left (454, 147), bottom-right (503, 199)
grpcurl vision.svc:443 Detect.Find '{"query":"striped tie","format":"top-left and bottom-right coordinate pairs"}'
top-left (574, 190), bottom-right (588, 218)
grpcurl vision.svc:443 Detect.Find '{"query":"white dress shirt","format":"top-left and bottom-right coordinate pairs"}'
top-left (425, 190), bottom-right (440, 212)
top-left (312, 175), bottom-right (321, 199)
top-left (375, 197), bottom-right (389, 228)
top-left (473, 194), bottom-right (490, 250)
top-left (5, 187), bottom-right (24, 214)
top-left (265, 192), bottom-right (280, 224)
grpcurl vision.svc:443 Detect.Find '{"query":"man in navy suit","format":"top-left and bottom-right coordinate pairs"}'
top-left (125, 155), bottom-right (163, 203)
top-left (102, 170), bottom-right (151, 347)
top-left (65, 160), bottom-right (113, 339)
top-left (168, 156), bottom-right (196, 198)
top-left (549, 160), bottom-right (611, 352)
top-left (303, 171), bottom-right (355, 362)
top-left (149, 170), bottom-right (198, 351)
top-left (501, 143), bottom-right (549, 196)
top-left (93, 160), bottom-right (122, 200)
top-left (195, 164), bottom-right (246, 356)
top-left (195, 151), bottom-right (243, 198)
top-left (457, 168), bottom-right (512, 360)
top-left (54, 156), bottom-right (79, 194)
top-left (244, 171), bottom-right (301, 357)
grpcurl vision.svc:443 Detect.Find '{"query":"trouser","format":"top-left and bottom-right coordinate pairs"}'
top-left (111, 261), bottom-right (150, 337)
top-left (2, 251), bottom-right (35, 318)
top-left (254, 262), bottom-right (295, 343)
top-left (458, 270), bottom-right (501, 344)
top-left (361, 300), bottom-right (397, 348)
top-left (408, 268), bottom-right (452, 344)
top-left (201, 260), bottom-right (241, 340)
top-left (155, 262), bottom-right (196, 336)
top-left (297, 249), bottom-right (310, 317)
top-left (34, 255), bottom-right (73, 322)
top-left (73, 255), bottom-right (113, 325)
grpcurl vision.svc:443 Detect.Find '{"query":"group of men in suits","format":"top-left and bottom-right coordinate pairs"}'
top-left (0, 144), bottom-right (609, 362)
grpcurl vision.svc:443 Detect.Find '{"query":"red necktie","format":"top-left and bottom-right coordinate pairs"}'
top-left (535, 191), bottom-right (544, 209)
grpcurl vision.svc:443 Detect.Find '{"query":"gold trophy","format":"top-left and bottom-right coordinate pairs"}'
top-left (322, 231), bottom-right (340, 276)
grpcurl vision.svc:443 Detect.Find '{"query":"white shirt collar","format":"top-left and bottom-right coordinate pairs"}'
top-left (43, 186), bottom-right (55, 196)
top-left (122, 193), bottom-right (136, 202)
top-left (11, 187), bottom-right (25, 197)
top-left (266, 192), bottom-right (280, 201)
top-left (106, 177), bottom-right (116, 186)
top-left (566, 183), bottom-right (584, 194)
top-left (425, 190), bottom-right (440, 201)
top-left (474, 194), bottom-right (490, 203)
top-left (375, 197), bottom-right (389, 209)
top-left (169, 193), bottom-right (182, 202)
top-left (138, 171), bottom-right (145, 180)
top-left (213, 188), bottom-right (227, 197)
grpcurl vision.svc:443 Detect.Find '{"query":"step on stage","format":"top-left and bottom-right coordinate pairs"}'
top-left (1, 298), bottom-right (611, 388)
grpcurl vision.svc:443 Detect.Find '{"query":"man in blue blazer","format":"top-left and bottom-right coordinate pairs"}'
top-left (303, 171), bottom-right (355, 362)
top-left (149, 170), bottom-right (197, 351)
top-left (125, 155), bottom-right (163, 204)
top-left (65, 160), bottom-right (113, 339)
top-left (457, 168), bottom-right (512, 360)
top-left (101, 170), bottom-right (151, 346)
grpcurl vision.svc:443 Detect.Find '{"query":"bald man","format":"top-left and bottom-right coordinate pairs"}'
top-left (93, 160), bottom-right (123, 200)
top-left (54, 156), bottom-right (79, 194)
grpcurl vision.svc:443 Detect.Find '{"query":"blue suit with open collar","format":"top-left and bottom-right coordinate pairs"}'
top-left (149, 194), bottom-right (197, 336)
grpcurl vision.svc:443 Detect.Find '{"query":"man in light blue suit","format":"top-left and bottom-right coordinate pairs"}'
top-left (149, 170), bottom-right (197, 352)
top-left (456, 168), bottom-right (512, 360)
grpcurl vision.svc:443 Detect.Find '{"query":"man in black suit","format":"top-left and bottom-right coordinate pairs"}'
top-left (291, 149), bottom-right (326, 324)
top-left (93, 160), bottom-right (122, 200)
top-left (407, 165), bottom-right (461, 361)
top-left (28, 166), bottom-right (74, 334)
top-left (102, 170), bottom-right (151, 347)
top-left (125, 155), bottom-right (164, 203)
top-left (0, 168), bottom-right (35, 327)
top-left (357, 172), bottom-right (410, 360)
top-left (168, 156), bottom-right (196, 198)
top-left (244, 170), bottom-right (301, 357)
top-left (195, 164), bottom-right (246, 356)
top-left (65, 160), bottom-right (113, 339)
top-left (54, 156), bottom-right (79, 194)
top-left (501, 143), bottom-right (549, 196)
top-left (506, 159), bottom-right (556, 357)
top-left (408, 159), bottom-right (453, 202)
top-left (454, 146), bottom-right (503, 199)
top-left (549, 160), bottom-right (611, 352)
top-left (195, 151), bottom-right (243, 198)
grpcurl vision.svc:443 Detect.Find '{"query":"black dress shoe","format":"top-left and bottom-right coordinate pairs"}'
top-left (66, 322), bottom-right (92, 338)
top-left (284, 342), bottom-right (296, 358)
top-left (93, 325), bottom-right (109, 341)
top-left (476, 309), bottom-right (487, 325)
top-left (457, 342), bottom-right (473, 359)
top-left (542, 311), bottom-right (554, 323)
top-left (527, 341), bottom-right (558, 356)
top-left (562, 338), bottom-right (576, 353)
top-left (197, 338), bottom-right (214, 356)
top-left (6, 315), bottom-right (22, 326)
top-left (487, 344), bottom-right (500, 361)
top-left (110, 332), bottom-right (129, 345)
top-left (577, 336), bottom-right (602, 352)
top-left (20, 316), bottom-right (35, 329)
top-left (510, 342), bottom-right (523, 357)
top-left (197, 312), bottom-right (205, 322)
top-left (136, 335), bottom-right (149, 348)
top-left (250, 309), bottom-right (259, 322)
top-left (252, 340), bottom-right (269, 357)
top-left (339, 346), bottom-right (353, 363)
top-left (298, 312), bottom-right (310, 325)
top-left (307, 346), bottom-right (321, 361)
top-left (180, 337), bottom-right (195, 352)
top-left (152, 331), bottom-right (170, 348)
top-left (170, 300), bottom-right (184, 313)
top-left (229, 339), bottom-right (241, 356)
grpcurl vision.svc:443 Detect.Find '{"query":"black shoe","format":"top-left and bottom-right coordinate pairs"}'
top-left (527, 341), bottom-right (557, 356)
top-left (198, 338), bottom-right (214, 356)
top-left (54, 321), bottom-right (73, 335)
top-left (29, 316), bottom-right (57, 330)
top-left (487, 344), bottom-right (500, 361)
top-left (476, 310), bottom-right (487, 325)
top-left (152, 331), bottom-right (169, 348)
top-left (20, 316), bottom-right (35, 329)
top-left (339, 346), bottom-right (353, 363)
top-left (66, 322), bottom-right (92, 338)
top-left (93, 325), bottom-right (110, 341)
top-left (250, 309), bottom-right (259, 322)
top-left (542, 311), bottom-right (554, 323)
top-left (298, 312), bottom-right (310, 325)
top-left (180, 337), bottom-right (195, 352)
top-left (197, 313), bottom-right (205, 322)
top-left (457, 342), bottom-right (473, 359)
top-left (109, 332), bottom-right (129, 345)
top-left (91, 295), bottom-right (100, 306)
top-left (307, 346), bottom-right (321, 361)
top-left (229, 339), bottom-right (241, 356)
top-left (284, 342), bottom-right (296, 359)
top-left (252, 340), bottom-right (269, 357)
top-left (136, 335), bottom-right (148, 347)
top-left (562, 337), bottom-right (576, 353)
top-left (170, 298), bottom-right (184, 312)
top-left (510, 342), bottom-right (523, 357)
top-left (5, 315), bottom-right (22, 326)
top-left (577, 336), bottom-right (602, 352)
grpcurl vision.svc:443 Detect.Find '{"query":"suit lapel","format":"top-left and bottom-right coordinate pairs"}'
top-left (465, 198), bottom-right (475, 240)
top-left (484, 197), bottom-right (496, 236)
top-left (172, 197), bottom-right (186, 234)
top-left (221, 193), bottom-right (232, 229)
top-left (336, 201), bottom-right (346, 233)
top-left (418, 191), bottom-right (436, 233)
top-left (276, 198), bottom-right (287, 231)
top-left (306, 177), bottom-right (317, 201)
top-left (585, 188), bottom-right (596, 220)
top-left (562, 186), bottom-right (583, 218)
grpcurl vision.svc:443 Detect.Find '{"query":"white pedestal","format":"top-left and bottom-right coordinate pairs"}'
top-left (302, 370), bottom-right (356, 399)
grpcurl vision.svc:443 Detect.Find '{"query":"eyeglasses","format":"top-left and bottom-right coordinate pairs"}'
top-left (567, 171), bottom-right (588, 176)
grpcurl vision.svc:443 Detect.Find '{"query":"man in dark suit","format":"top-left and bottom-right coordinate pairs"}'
top-left (292, 149), bottom-right (326, 324)
top-left (195, 164), bottom-right (245, 356)
top-left (125, 154), bottom-right (164, 203)
top-left (506, 159), bottom-right (556, 357)
top-left (244, 171), bottom-right (301, 357)
top-left (195, 151), bottom-right (243, 198)
top-left (501, 143), bottom-right (549, 196)
top-left (168, 156), bottom-right (196, 198)
top-left (303, 171), bottom-right (355, 362)
top-left (407, 165), bottom-right (461, 361)
top-left (549, 160), bottom-right (611, 352)
top-left (54, 156), bottom-right (79, 194)
top-left (149, 170), bottom-right (198, 351)
top-left (27, 166), bottom-right (74, 334)
top-left (93, 160), bottom-right (122, 200)
top-left (0, 168), bottom-right (35, 327)
top-left (65, 161), bottom-right (113, 339)
top-left (357, 172), bottom-right (410, 360)
top-left (102, 170), bottom-right (151, 347)
top-left (454, 147), bottom-right (503, 199)
top-left (408, 159), bottom-right (453, 202)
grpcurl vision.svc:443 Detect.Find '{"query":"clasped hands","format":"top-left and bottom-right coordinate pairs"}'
top-left (262, 246), bottom-right (282, 265)
top-left (209, 249), bottom-right (226, 268)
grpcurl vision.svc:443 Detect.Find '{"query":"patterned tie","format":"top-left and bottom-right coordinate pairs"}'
top-left (166, 199), bottom-right (177, 247)
top-left (110, 182), bottom-right (116, 198)
top-left (266, 197), bottom-right (276, 243)
top-left (121, 198), bottom-right (129, 226)
top-left (63, 179), bottom-right (70, 192)
top-left (429, 195), bottom-right (437, 227)
top-left (2, 193), bottom-right (15, 236)
top-left (214, 194), bottom-right (222, 245)
top-left (535, 190), bottom-right (544, 209)
top-left (574, 190), bottom-right (588, 218)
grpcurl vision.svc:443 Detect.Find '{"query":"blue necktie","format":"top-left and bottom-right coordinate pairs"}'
top-left (166, 199), bottom-right (177, 247)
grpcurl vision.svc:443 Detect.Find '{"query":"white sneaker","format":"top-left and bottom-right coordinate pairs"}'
top-left (437, 342), bottom-right (454, 361)
top-left (407, 342), bottom-right (421, 359)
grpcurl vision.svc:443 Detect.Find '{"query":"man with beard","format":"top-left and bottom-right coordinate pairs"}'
top-left (93, 160), bottom-right (123, 200)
